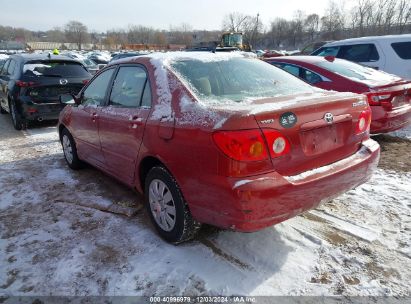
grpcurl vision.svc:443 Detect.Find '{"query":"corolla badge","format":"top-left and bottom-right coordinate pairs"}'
top-left (59, 79), bottom-right (68, 85)
top-left (324, 112), bottom-right (334, 124)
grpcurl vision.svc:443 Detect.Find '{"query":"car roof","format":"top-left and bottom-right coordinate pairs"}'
top-left (323, 34), bottom-right (411, 46)
top-left (107, 51), bottom-right (256, 66)
top-left (10, 53), bottom-right (81, 64)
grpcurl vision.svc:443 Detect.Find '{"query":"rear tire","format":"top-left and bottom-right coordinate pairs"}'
top-left (61, 128), bottom-right (84, 170)
top-left (10, 100), bottom-right (26, 130)
top-left (145, 166), bottom-right (201, 244)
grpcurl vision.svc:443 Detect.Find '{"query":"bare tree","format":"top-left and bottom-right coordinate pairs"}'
top-left (397, 0), bottom-right (411, 33)
top-left (64, 21), bottom-right (88, 50)
top-left (305, 14), bottom-right (320, 42)
top-left (268, 18), bottom-right (290, 48)
top-left (222, 12), bottom-right (250, 32)
top-left (321, 1), bottom-right (345, 40)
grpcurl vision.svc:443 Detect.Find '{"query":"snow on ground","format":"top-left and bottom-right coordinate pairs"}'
top-left (0, 115), bottom-right (410, 297)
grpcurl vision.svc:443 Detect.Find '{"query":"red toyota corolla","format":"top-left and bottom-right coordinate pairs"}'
top-left (264, 56), bottom-right (411, 134)
top-left (58, 52), bottom-right (380, 243)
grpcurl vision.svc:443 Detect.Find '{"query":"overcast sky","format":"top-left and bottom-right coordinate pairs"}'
top-left (0, 0), bottom-right (354, 32)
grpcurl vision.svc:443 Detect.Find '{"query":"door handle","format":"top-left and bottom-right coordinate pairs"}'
top-left (91, 113), bottom-right (98, 122)
top-left (129, 116), bottom-right (144, 128)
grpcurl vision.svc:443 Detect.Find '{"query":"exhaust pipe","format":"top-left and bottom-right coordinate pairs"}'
top-left (38, 117), bottom-right (43, 122)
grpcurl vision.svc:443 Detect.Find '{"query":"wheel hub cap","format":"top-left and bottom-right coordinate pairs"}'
top-left (149, 179), bottom-right (176, 232)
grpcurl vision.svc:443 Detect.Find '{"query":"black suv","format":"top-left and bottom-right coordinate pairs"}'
top-left (0, 54), bottom-right (92, 130)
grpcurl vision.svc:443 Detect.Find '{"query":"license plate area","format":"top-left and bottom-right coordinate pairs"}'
top-left (300, 122), bottom-right (348, 156)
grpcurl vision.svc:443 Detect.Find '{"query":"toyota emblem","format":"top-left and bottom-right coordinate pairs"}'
top-left (60, 79), bottom-right (68, 85)
top-left (324, 112), bottom-right (334, 124)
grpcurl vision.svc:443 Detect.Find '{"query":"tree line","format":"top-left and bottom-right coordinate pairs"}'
top-left (0, 0), bottom-right (410, 50)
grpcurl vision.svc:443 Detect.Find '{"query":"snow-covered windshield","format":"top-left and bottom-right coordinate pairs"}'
top-left (170, 57), bottom-right (316, 103)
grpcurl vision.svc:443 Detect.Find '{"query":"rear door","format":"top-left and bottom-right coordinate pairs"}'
top-left (70, 67), bottom-right (116, 166)
top-left (98, 64), bottom-right (152, 185)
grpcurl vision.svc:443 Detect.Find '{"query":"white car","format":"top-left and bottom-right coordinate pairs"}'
top-left (311, 34), bottom-right (411, 80)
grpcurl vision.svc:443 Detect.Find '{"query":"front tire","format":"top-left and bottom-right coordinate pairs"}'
top-left (145, 166), bottom-right (200, 244)
top-left (61, 128), bottom-right (84, 170)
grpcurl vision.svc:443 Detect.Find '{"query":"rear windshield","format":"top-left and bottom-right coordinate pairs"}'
top-left (317, 58), bottom-right (400, 83)
top-left (23, 60), bottom-right (90, 77)
top-left (391, 42), bottom-right (411, 60)
top-left (170, 57), bottom-right (315, 103)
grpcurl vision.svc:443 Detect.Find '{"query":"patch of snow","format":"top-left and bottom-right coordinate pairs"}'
top-left (46, 168), bottom-right (77, 186)
top-left (232, 177), bottom-right (276, 189)
top-left (388, 124), bottom-right (411, 140)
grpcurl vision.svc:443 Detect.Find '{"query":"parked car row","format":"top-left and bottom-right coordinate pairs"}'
top-left (1, 34), bottom-right (409, 244)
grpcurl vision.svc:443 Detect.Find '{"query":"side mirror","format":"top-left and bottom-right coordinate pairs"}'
top-left (59, 93), bottom-right (79, 105)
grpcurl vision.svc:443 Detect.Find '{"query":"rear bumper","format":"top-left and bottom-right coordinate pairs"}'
top-left (20, 101), bottom-right (66, 121)
top-left (189, 139), bottom-right (380, 232)
top-left (370, 104), bottom-right (411, 133)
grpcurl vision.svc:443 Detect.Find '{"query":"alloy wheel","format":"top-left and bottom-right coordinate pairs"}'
top-left (62, 134), bottom-right (74, 164)
top-left (149, 179), bottom-right (176, 232)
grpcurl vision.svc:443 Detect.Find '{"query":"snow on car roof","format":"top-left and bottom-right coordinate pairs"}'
top-left (324, 33), bottom-right (411, 46)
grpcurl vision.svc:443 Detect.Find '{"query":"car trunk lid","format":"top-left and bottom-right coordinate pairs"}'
top-left (251, 92), bottom-right (370, 176)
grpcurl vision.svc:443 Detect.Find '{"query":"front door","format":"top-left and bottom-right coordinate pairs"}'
top-left (71, 67), bottom-right (116, 166)
top-left (98, 65), bottom-right (152, 185)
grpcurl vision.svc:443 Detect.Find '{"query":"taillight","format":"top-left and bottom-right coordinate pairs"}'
top-left (356, 109), bottom-right (372, 134)
top-left (365, 92), bottom-right (393, 106)
top-left (15, 81), bottom-right (37, 87)
top-left (262, 129), bottom-right (291, 158)
top-left (212, 130), bottom-right (269, 161)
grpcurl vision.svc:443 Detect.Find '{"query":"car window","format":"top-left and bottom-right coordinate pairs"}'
top-left (337, 44), bottom-right (379, 62)
top-left (141, 80), bottom-right (152, 107)
top-left (282, 64), bottom-right (299, 77)
top-left (301, 69), bottom-right (323, 84)
top-left (0, 60), bottom-right (10, 76)
top-left (391, 42), bottom-right (411, 60)
top-left (109, 66), bottom-right (148, 107)
top-left (82, 68), bottom-right (115, 106)
top-left (0, 60), bottom-right (5, 73)
top-left (312, 46), bottom-right (340, 56)
top-left (7, 60), bottom-right (16, 76)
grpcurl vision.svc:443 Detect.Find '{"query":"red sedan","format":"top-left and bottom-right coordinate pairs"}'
top-left (58, 52), bottom-right (379, 243)
top-left (264, 56), bottom-right (411, 134)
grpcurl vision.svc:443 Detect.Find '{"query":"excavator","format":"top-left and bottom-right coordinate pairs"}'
top-left (187, 32), bottom-right (252, 52)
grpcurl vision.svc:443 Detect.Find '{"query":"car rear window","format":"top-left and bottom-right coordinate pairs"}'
top-left (170, 57), bottom-right (315, 103)
top-left (337, 44), bottom-right (379, 62)
top-left (391, 42), bottom-right (411, 59)
top-left (317, 59), bottom-right (372, 80)
top-left (23, 60), bottom-right (90, 77)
